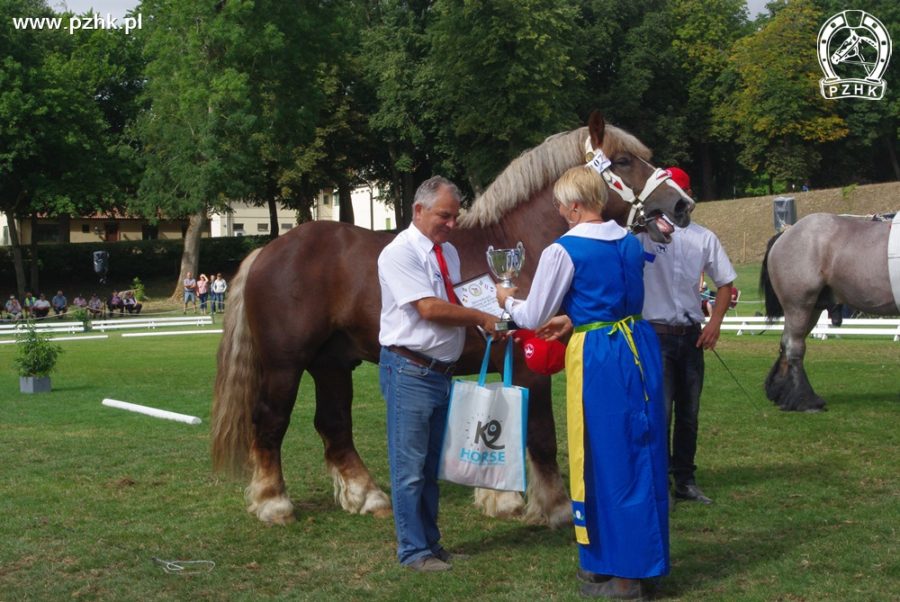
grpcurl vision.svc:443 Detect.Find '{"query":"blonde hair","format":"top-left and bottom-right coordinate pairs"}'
top-left (553, 166), bottom-right (607, 212)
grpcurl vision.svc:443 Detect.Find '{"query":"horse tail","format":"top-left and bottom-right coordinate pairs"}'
top-left (211, 247), bottom-right (264, 477)
top-left (759, 233), bottom-right (784, 318)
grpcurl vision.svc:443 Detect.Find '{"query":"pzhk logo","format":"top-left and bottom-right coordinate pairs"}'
top-left (818, 10), bottom-right (892, 100)
top-left (474, 419), bottom-right (504, 450)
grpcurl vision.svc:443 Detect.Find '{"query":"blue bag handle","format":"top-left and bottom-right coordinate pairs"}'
top-left (477, 337), bottom-right (514, 387)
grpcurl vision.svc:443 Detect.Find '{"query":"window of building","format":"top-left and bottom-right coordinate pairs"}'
top-left (33, 223), bottom-right (61, 244)
top-left (233, 223), bottom-right (244, 236)
top-left (257, 223), bottom-right (268, 232)
top-left (322, 193), bottom-right (331, 206)
top-left (81, 224), bottom-right (90, 234)
top-left (281, 223), bottom-right (292, 230)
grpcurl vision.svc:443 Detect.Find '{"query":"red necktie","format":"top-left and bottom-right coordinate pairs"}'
top-left (433, 244), bottom-right (459, 304)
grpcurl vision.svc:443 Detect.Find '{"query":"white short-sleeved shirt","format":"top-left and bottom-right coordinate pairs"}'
top-left (638, 222), bottom-right (737, 326)
top-left (378, 224), bottom-right (465, 362)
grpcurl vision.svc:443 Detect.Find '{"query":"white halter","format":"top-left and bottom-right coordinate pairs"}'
top-left (584, 138), bottom-right (686, 229)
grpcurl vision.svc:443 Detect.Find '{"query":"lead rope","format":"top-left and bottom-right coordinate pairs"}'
top-left (151, 557), bottom-right (216, 574)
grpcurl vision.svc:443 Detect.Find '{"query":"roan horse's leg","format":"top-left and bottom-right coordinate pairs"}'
top-left (765, 305), bottom-right (827, 412)
top-left (307, 351), bottom-right (392, 518)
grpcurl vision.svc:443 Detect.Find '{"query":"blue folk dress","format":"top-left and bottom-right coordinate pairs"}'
top-left (557, 232), bottom-right (669, 579)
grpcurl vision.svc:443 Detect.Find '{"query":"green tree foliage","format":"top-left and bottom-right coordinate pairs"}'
top-left (0, 0), bottom-right (140, 295)
top-left (426, 0), bottom-right (582, 192)
top-left (714, 0), bottom-right (848, 189)
top-left (670, 0), bottom-right (749, 199)
top-left (359, 0), bottom-right (435, 227)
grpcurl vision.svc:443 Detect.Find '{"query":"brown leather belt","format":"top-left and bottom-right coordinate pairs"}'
top-left (650, 322), bottom-right (701, 336)
top-left (387, 345), bottom-right (457, 375)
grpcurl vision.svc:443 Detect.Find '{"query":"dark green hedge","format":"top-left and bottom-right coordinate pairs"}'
top-left (0, 235), bottom-right (270, 285)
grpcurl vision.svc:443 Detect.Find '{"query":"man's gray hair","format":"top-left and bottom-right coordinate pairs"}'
top-left (413, 176), bottom-right (462, 209)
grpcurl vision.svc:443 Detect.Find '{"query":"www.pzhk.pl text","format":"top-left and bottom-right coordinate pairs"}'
top-left (11, 13), bottom-right (142, 35)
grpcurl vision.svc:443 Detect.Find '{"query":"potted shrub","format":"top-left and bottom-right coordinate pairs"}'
top-left (14, 322), bottom-right (63, 394)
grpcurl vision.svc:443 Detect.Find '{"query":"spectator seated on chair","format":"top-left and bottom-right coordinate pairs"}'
top-left (708, 286), bottom-right (740, 314)
top-left (4, 295), bottom-right (24, 321)
top-left (51, 290), bottom-right (68, 317)
top-left (87, 294), bottom-right (104, 318)
top-left (107, 291), bottom-right (125, 315)
top-left (72, 294), bottom-right (87, 309)
top-left (32, 293), bottom-right (51, 318)
top-left (22, 291), bottom-right (36, 317)
top-left (699, 279), bottom-right (716, 317)
top-left (122, 291), bottom-right (143, 314)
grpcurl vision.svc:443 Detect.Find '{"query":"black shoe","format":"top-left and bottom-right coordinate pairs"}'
top-left (406, 555), bottom-right (451, 572)
top-left (674, 483), bottom-right (713, 504)
top-left (577, 568), bottom-right (612, 584)
top-left (580, 577), bottom-right (645, 599)
top-left (432, 549), bottom-right (468, 563)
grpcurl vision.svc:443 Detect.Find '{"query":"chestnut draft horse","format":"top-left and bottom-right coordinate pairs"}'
top-left (760, 212), bottom-right (899, 412)
top-left (211, 112), bottom-right (694, 526)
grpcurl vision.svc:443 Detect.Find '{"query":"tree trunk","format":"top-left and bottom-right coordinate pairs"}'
top-left (267, 197), bottom-right (279, 237)
top-left (400, 171), bottom-right (415, 229)
top-left (699, 141), bottom-right (714, 201)
top-left (884, 135), bottom-right (900, 181)
top-left (7, 213), bottom-right (27, 299)
top-left (29, 215), bottom-right (39, 294)
top-left (338, 179), bottom-right (354, 224)
top-left (171, 209), bottom-right (207, 300)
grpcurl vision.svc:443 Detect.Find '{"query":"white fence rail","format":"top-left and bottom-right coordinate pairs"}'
top-left (0, 314), bottom-right (217, 344)
top-left (91, 315), bottom-right (213, 332)
top-left (0, 322), bottom-right (85, 335)
top-left (716, 312), bottom-right (900, 341)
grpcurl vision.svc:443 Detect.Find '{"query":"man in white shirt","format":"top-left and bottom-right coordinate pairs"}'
top-left (378, 176), bottom-right (502, 572)
top-left (639, 167), bottom-right (736, 505)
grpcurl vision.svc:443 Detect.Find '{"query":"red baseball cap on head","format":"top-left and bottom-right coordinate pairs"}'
top-left (516, 329), bottom-right (566, 375)
top-left (665, 167), bottom-right (691, 191)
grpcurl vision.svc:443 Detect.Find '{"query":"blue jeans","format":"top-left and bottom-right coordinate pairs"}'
top-left (379, 347), bottom-right (451, 565)
top-left (210, 292), bottom-right (224, 312)
top-left (656, 331), bottom-right (705, 487)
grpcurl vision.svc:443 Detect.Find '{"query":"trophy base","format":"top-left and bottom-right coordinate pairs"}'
top-left (495, 320), bottom-right (519, 332)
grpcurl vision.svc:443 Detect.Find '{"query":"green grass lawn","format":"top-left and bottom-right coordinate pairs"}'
top-left (0, 331), bottom-right (897, 600)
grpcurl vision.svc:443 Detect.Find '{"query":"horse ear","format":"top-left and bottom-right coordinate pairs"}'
top-left (588, 111), bottom-right (605, 150)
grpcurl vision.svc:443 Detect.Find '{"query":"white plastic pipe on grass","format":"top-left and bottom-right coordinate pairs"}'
top-left (102, 398), bottom-right (202, 425)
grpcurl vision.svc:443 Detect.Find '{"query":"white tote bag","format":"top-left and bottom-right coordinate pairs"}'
top-left (438, 338), bottom-right (528, 492)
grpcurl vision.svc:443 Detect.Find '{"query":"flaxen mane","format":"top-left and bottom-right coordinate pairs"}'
top-left (460, 124), bottom-right (652, 228)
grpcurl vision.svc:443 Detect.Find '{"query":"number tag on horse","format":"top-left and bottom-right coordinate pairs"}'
top-left (586, 150), bottom-right (611, 175)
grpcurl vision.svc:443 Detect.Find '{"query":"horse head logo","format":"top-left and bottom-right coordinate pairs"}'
top-left (818, 10), bottom-right (892, 100)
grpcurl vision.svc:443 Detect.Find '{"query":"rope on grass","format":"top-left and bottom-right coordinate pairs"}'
top-left (152, 557), bottom-right (215, 575)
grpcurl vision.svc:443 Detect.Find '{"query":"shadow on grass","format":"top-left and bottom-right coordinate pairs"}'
top-left (815, 391), bottom-right (900, 406)
top-left (665, 459), bottom-right (846, 597)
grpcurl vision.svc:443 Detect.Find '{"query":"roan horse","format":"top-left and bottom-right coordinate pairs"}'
top-left (211, 112), bottom-right (694, 526)
top-left (760, 212), bottom-right (898, 411)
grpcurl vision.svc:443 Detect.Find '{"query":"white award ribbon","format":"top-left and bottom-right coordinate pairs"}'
top-left (586, 150), bottom-right (611, 174)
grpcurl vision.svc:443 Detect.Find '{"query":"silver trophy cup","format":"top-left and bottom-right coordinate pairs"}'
top-left (486, 242), bottom-right (525, 331)
top-left (486, 242), bottom-right (525, 288)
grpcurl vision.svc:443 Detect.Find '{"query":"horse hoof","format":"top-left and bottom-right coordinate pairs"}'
top-left (360, 490), bottom-right (392, 517)
top-left (474, 489), bottom-right (524, 519)
top-left (249, 496), bottom-right (295, 525)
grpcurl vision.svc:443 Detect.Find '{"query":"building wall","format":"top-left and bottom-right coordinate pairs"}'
top-left (209, 201), bottom-right (297, 237)
top-left (1, 185), bottom-right (394, 246)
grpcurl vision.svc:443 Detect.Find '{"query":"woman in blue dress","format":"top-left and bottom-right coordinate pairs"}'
top-left (497, 165), bottom-right (669, 599)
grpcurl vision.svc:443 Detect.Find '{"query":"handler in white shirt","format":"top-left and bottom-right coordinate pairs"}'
top-left (638, 166), bottom-right (736, 505)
